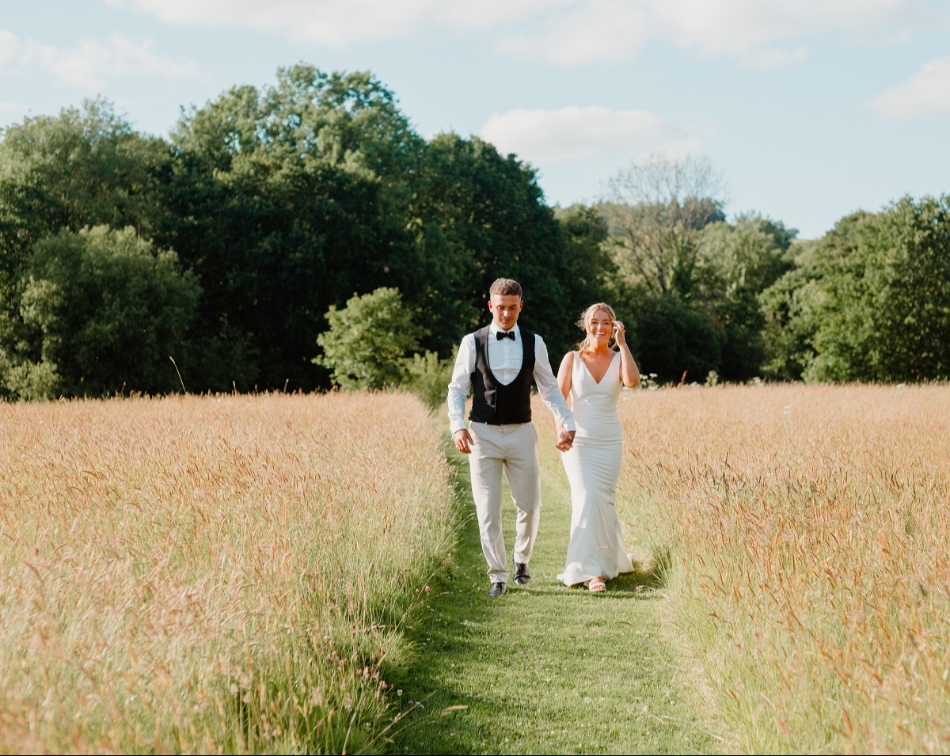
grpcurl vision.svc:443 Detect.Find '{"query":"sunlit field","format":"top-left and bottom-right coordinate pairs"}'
top-left (616, 383), bottom-right (950, 754)
top-left (0, 393), bottom-right (454, 754)
top-left (7, 385), bottom-right (949, 754)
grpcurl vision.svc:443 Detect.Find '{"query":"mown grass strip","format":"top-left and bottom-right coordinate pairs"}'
top-left (386, 412), bottom-right (719, 755)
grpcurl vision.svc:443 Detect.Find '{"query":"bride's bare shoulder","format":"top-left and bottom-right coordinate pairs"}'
top-left (557, 350), bottom-right (577, 377)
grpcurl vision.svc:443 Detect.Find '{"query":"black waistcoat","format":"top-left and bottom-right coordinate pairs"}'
top-left (469, 326), bottom-right (535, 425)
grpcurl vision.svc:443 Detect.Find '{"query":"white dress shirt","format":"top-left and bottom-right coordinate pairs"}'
top-left (447, 323), bottom-right (575, 434)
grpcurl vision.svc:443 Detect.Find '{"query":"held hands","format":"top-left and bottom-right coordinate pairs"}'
top-left (556, 427), bottom-right (576, 452)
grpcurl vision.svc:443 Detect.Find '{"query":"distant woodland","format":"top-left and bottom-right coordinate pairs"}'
top-left (1, 64), bottom-right (948, 400)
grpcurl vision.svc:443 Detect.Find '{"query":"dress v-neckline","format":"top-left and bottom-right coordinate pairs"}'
top-left (578, 350), bottom-right (617, 385)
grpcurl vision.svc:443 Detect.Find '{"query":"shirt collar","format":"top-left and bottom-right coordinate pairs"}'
top-left (489, 323), bottom-right (520, 338)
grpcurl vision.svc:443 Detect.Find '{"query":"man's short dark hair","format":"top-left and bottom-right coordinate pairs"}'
top-left (489, 278), bottom-right (523, 298)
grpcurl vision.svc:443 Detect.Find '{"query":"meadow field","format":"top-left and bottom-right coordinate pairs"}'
top-left (3, 384), bottom-right (949, 755)
top-left (614, 383), bottom-right (950, 754)
top-left (0, 392), bottom-right (454, 754)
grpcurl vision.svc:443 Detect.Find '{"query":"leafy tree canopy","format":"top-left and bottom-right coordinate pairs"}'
top-left (171, 65), bottom-right (424, 183)
top-left (600, 153), bottom-right (726, 299)
top-left (156, 66), bottom-right (425, 392)
top-left (691, 214), bottom-right (796, 381)
top-left (633, 294), bottom-right (722, 384)
top-left (410, 135), bottom-right (612, 360)
top-left (0, 99), bottom-right (169, 297)
top-left (761, 196), bottom-right (950, 383)
top-left (6, 64), bottom-right (946, 397)
top-left (0, 226), bottom-right (198, 400)
top-left (315, 287), bottom-right (425, 390)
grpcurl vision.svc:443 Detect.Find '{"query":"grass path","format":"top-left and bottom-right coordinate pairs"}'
top-left (386, 427), bottom-right (720, 755)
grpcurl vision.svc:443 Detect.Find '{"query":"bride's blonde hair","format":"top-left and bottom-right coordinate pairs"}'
top-left (575, 303), bottom-right (617, 355)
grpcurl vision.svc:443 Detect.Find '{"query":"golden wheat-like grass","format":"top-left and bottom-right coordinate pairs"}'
top-left (0, 392), bottom-right (453, 754)
top-left (615, 383), bottom-right (950, 754)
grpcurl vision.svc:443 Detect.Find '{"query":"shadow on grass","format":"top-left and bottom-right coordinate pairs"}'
top-left (528, 541), bottom-right (672, 600)
top-left (380, 445), bottom-right (683, 754)
top-left (615, 541), bottom-right (673, 593)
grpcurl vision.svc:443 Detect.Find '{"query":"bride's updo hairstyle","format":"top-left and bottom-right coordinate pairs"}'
top-left (575, 302), bottom-right (617, 355)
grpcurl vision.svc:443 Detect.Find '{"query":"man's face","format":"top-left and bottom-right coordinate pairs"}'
top-left (488, 293), bottom-right (523, 331)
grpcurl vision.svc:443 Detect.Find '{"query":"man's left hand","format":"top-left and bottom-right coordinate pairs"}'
top-left (556, 429), bottom-right (576, 452)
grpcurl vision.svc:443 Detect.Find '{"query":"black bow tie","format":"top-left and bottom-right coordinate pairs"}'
top-left (496, 330), bottom-right (516, 341)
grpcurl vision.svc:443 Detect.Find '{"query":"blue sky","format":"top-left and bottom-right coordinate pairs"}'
top-left (2, 1), bottom-right (949, 238)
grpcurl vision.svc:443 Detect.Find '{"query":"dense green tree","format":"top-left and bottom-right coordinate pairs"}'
top-left (808, 199), bottom-right (950, 382)
top-left (555, 202), bottom-right (614, 326)
top-left (864, 198), bottom-right (950, 381)
top-left (0, 226), bottom-right (198, 399)
top-left (315, 287), bottom-right (425, 390)
top-left (157, 66), bottom-right (425, 392)
top-left (633, 294), bottom-right (722, 384)
top-left (0, 99), bottom-right (168, 303)
top-left (761, 197), bottom-right (950, 383)
top-left (759, 241), bottom-right (824, 381)
top-left (410, 135), bottom-right (610, 360)
top-left (171, 65), bottom-right (423, 184)
top-left (692, 215), bottom-right (795, 381)
top-left (0, 101), bottom-right (166, 234)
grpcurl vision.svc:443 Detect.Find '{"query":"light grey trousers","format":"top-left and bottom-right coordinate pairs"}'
top-left (467, 421), bottom-right (542, 584)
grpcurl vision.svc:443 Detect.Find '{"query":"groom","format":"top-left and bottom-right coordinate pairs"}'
top-left (447, 278), bottom-right (576, 597)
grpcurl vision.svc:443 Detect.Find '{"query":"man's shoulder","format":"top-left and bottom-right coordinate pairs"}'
top-left (462, 327), bottom-right (489, 344)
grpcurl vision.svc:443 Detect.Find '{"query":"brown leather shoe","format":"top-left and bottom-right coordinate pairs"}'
top-left (488, 581), bottom-right (508, 597)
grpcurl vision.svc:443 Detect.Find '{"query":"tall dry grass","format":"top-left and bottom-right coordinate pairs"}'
top-left (616, 383), bottom-right (950, 753)
top-left (0, 392), bottom-right (454, 754)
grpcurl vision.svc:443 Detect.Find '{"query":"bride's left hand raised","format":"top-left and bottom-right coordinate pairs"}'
top-left (613, 320), bottom-right (627, 347)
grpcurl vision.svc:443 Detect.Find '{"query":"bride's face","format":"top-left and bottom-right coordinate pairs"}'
top-left (587, 309), bottom-right (614, 345)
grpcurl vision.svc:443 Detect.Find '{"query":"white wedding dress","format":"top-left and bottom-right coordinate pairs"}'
top-left (557, 350), bottom-right (634, 586)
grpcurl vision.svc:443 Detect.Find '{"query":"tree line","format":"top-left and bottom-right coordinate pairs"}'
top-left (1, 64), bottom-right (948, 401)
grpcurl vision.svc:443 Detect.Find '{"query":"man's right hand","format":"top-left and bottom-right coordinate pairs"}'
top-left (453, 429), bottom-right (474, 454)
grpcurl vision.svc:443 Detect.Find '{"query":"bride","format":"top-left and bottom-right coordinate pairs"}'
top-left (555, 303), bottom-right (640, 592)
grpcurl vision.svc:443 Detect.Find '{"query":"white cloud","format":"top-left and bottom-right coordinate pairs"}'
top-left (113, 0), bottom-right (566, 43)
top-left (0, 30), bottom-right (21, 66)
top-left (0, 30), bottom-right (200, 91)
top-left (866, 55), bottom-right (950, 120)
top-left (115, 0), bottom-right (428, 45)
top-left (478, 105), bottom-right (699, 165)
top-left (118, 0), bottom-right (936, 68)
top-left (499, 0), bottom-right (925, 67)
top-left (883, 28), bottom-right (914, 47)
top-left (115, 0), bottom-right (560, 45)
top-left (649, 0), bottom-right (908, 57)
top-left (737, 45), bottom-right (809, 71)
top-left (496, 2), bottom-right (651, 65)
